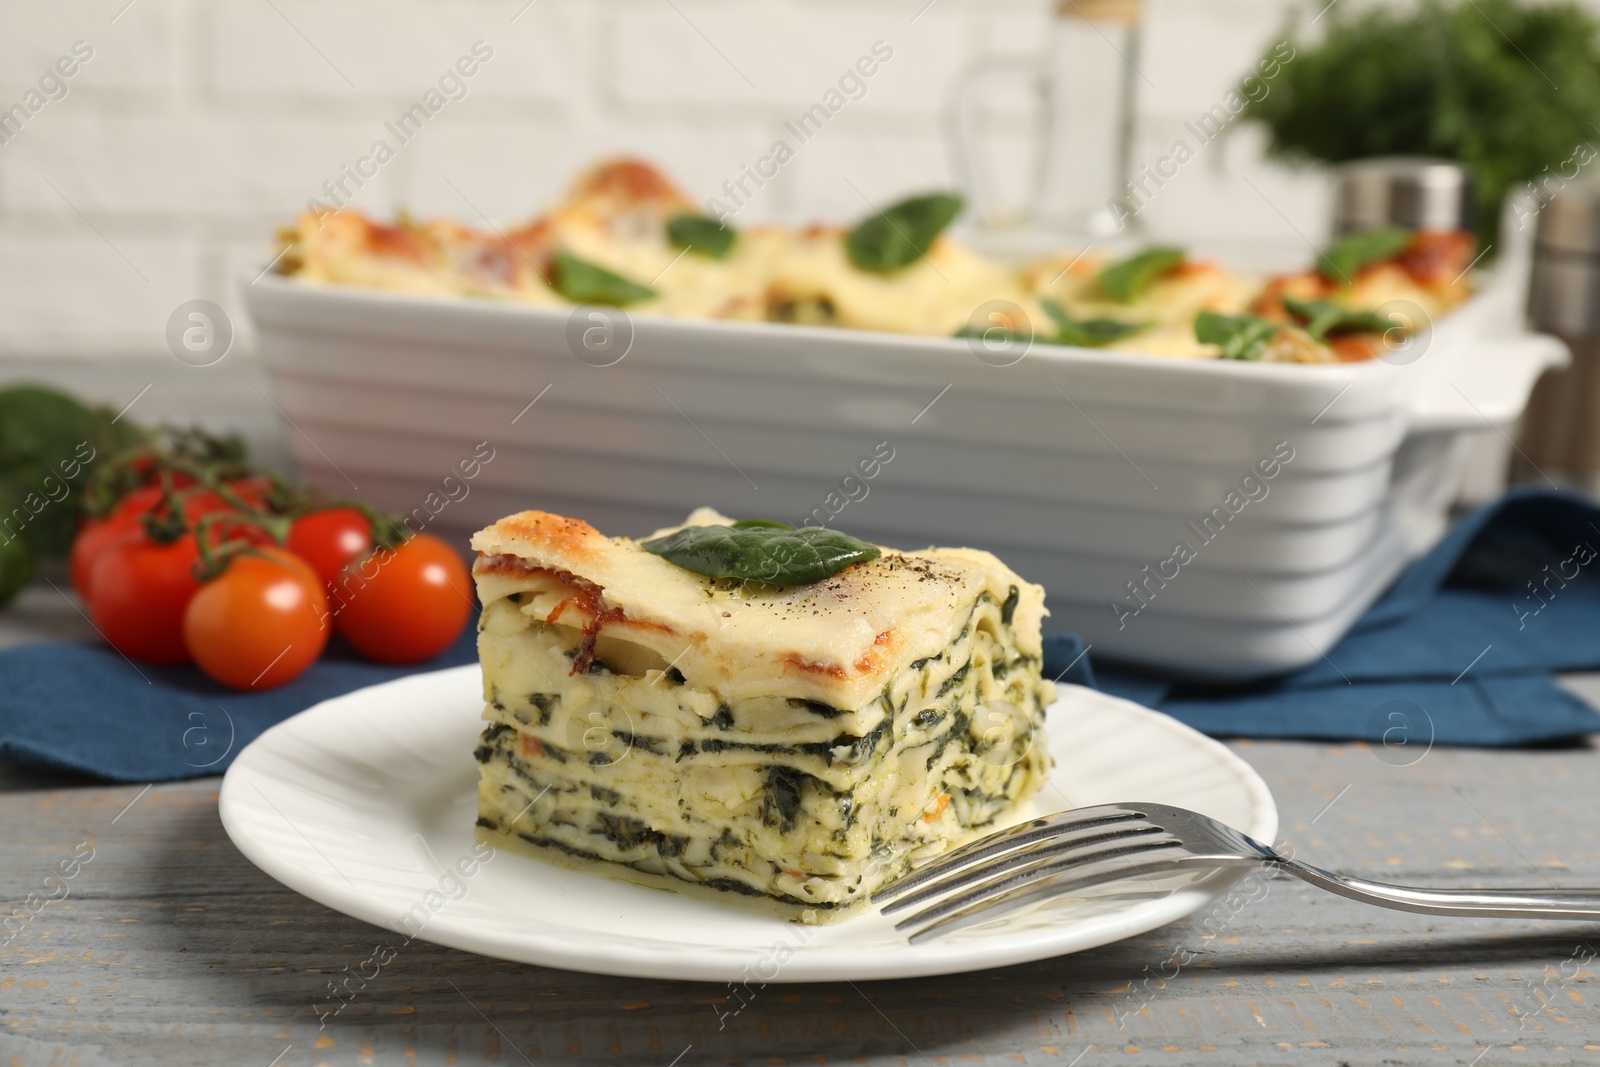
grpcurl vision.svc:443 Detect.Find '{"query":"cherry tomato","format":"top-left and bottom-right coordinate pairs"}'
top-left (78, 484), bottom-right (193, 600)
top-left (286, 507), bottom-right (374, 590)
top-left (69, 513), bottom-right (144, 599)
top-left (181, 480), bottom-right (276, 549)
top-left (180, 490), bottom-right (233, 524)
top-left (1397, 230), bottom-right (1477, 288)
top-left (88, 533), bottom-right (203, 665)
top-left (126, 454), bottom-right (197, 490)
top-left (183, 548), bottom-right (329, 690)
top-left (220, 477), bottom-right (274, 511)
top-left (333, 533), bottom-right (473, 664)
top-left (125, 453), bottom-right (159, 483)
top-left (111, 479), bottom-right (266, 522)
top-left (180, 480), bottom-right (266, 522)
top-left (110, 484), bottom-right (166, 520)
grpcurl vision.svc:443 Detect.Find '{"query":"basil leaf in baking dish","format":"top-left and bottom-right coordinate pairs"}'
top-left (552, 251), bottom-right (656, 306)
top-left (667, 214), bottom-right (736, 259)
top-left (1195, 311), bottom-right (1283, 361)
top-left (1041, 300), bottom-right (1148, 348)
top-left (1316, 225), bottom-right (1412, 283)
top-left (1281, 296), bottom-right (1393, 341)
top-left (952, 323), bottom-right (1028, 343)
top-left (1096, 246), bottom-right (1186, 302)
top-left (846, 192), bottom-right (963, 274)
top-left (642, 523), bottom-right (881, 586)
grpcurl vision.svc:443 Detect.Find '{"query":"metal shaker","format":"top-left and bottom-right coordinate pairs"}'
top-left (1332, 157), bottom-right (1476, 236)
top-left (1518, 180), bottom-right (1600, 488)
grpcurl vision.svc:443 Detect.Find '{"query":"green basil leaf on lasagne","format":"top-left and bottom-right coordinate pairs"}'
top-left (1195, 310), bottom-right (1283, 361)
top-left (1281, 296), bottom-right (1393, 341)
top-left (1041, 299), bottom-right (1148, 347)
top-left (642, 523), bottom-right (881, 586)
top-left (1315, 225), bottom-right (1412, 283)
top-left (552, 251), bottom-right (656, 306)
top-left (667, 214), bottom-right (736, 259)
top-left (1096, 246), bottom-right (1186, 302)
top-left (846, 192), bottom-right (963, 275)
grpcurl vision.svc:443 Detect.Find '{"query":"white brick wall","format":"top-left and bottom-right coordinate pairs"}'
top-left (0, 1), bottom-right (181, 98)
top-left (0, 233), bottom-right (200, 347)
top-left (0, 0), bottom-right (1406, 457)
top-left (611, 5), bottom-right (968, 114)
top-left (2, 115), bottom-right (404, 219)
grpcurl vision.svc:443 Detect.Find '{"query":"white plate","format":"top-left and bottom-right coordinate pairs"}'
top-left (219, 665), bottom-right (1277, 983)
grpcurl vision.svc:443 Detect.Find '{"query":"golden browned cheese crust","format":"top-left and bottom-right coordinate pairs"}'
top-left (470, 507), bottom-right (1047, 710)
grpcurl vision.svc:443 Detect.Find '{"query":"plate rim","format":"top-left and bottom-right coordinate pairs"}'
top-left (219, 664), bottom-right (1278, 983)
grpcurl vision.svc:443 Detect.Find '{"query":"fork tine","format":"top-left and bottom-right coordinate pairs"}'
top-left (903, 850), bottom-right (1190, 944)
top-left (878, 824), bottom-right (1172, 916)
top-left (891, 837), bottom-right (1184, 931)
top-left (873, 803), bottom-right (1150, 905)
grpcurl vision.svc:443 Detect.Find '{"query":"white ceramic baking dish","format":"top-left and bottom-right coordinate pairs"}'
top-left (245, 272), bottom-right (1564, 679)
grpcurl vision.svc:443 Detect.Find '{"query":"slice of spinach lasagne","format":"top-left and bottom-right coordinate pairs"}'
top-left (470, 507), bottom-right (1054, 922)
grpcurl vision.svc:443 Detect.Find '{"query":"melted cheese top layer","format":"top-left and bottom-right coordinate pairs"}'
top-left (764, 229), bottom-right (1041, 336)
top-left (283, 158), bottom-right (1474, 363)
top-left (470, 507), bottom-right (1047, 710)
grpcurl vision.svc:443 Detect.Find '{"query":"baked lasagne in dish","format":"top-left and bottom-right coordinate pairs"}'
top-left (276, 157), bottom-right (1479, 365)
top-left (469, 507), bottom-right (1054, 922)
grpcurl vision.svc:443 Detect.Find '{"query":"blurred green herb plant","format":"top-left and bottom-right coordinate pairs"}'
top-left (0, 385), bottom-right (246, 610)
top-left (1243, 0), bottom-right (1600, 246)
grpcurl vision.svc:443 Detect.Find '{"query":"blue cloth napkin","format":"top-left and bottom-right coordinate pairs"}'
top-left (0, 630), bottom-right (479, 783)
top-left (2, 489), bottom-right (1597, 783)
top-left (1043, 488), bottom-right (1600, 747)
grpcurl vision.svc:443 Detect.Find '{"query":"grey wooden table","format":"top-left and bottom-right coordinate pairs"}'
top-left (4, 590), bottom-right (1600, 1067)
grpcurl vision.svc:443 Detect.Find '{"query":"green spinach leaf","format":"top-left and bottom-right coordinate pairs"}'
top-left (667, 214), bottom-right (736, 259)
top-left (642, 522), bottom-right (881, 586)
top-left (552, 251), bottom-right (655, 306)
top-left (1281, 296), bottom-right (1394, 340)
top-left (1315, 225), bottom-right (1413, 283)
top-left (0, 522), bottom-right (32, 610)
top-left (0, 386), bottom-right (143, 559)
top-left (1195, 311), bottom-right (1284, 361)
top-left (1097, 247), bottom-right (1186, 302)
top-left (1042, 300), bottom-right (1148, 347)
top-left (846, 192), bottom-right (963, 274)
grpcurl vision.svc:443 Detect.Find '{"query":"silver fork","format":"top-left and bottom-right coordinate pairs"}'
top-left (875, 802), bottom-right (1600, 943)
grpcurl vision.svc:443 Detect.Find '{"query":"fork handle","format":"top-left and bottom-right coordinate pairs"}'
top-left (1279, 858), bottom-right (1600, 919)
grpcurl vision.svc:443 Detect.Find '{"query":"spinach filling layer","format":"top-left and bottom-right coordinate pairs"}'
top-left (474, 584), bottom-right (1050, 910)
